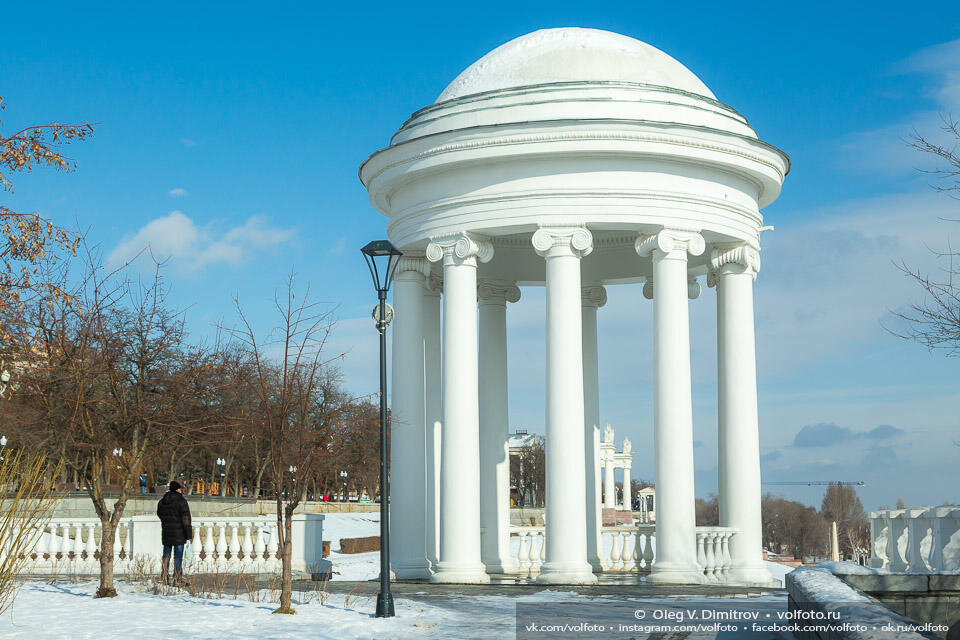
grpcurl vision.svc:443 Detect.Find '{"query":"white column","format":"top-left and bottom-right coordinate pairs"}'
top-left (582, 284), bottom-right (606, 573)
top-left (426, 232), bottom-right (492, 584)
top-left (623, 464), bottom-right (632, 513)
top-left (424, 276), bottom-right (442, 571)
top-left (711, 244), bottom-right (774, 585)
top-left (604, 459), bottom-right (615, 510)
top-left (478, 279), bottom-right (520, 575)
top-left (636, 228), bottom-right (705, 585)
top-left (389, 256), bottom-right (432, 578)
top-left (532, 226), bottom-right (597, 584)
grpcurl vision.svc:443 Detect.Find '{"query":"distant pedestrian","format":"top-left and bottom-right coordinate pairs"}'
top-left (139, 474), bottom-right (147, 494)
top-left (156, 480), bottom-right (193, 586)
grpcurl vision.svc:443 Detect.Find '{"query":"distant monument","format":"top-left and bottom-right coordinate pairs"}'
top-left (597, 425), bottom-right (634, 525)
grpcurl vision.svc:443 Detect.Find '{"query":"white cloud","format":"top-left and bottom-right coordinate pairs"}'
top-left (837, 38), bottom-right (960, 176)
top-left (108, 211), bottom-right (295, 273)
top-left (168, 187), bottom-right (188, 197)
top-left (179, 138), bottom-right (198, 147)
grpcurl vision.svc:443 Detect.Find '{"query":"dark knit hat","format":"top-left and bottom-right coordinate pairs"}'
top-left (169, 480), bottom-right (182, 492)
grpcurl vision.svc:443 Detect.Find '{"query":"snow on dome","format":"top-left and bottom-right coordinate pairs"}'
top-left (437, 28), bottom-right (716, 103)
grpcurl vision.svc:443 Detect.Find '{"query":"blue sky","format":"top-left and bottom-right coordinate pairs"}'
top-left (3, 1), bottom-right (958, 510)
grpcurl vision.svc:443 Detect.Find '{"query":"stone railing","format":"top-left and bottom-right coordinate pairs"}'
top-left (8, 513), bottom-right (324, 575)
top-left (868, 506), bottom-right (960, 572)
top-left (509, 523), bottom-right (738, 583)
top-left (695, 526), bottom-right (736, 583)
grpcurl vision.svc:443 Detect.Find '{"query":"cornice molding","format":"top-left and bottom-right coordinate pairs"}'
top-left (532, 225), bottom-right (594, 259)
top-left (426, 232), bottom-right (494, 267)
top-left (363, 125), bottom-right (788, 186)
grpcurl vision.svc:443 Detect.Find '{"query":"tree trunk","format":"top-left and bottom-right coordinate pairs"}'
top-left (273, 504), bottom-right (295, 614)
top-left (97, 519), bottom-right (118, 598)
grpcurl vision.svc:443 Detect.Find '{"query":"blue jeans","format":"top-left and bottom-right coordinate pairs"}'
top-left (162, 545), bottom-right (184, 574)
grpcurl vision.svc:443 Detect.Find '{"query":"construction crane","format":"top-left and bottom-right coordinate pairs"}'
top-left (762, 481), bottom-right (865, 487)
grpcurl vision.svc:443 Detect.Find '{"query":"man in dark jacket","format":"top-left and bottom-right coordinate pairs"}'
top-left (156, 480), bottom-right (193, 585)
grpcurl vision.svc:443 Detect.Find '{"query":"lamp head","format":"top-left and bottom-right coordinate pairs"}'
top-left (360, 240), bottom-right (403, 294)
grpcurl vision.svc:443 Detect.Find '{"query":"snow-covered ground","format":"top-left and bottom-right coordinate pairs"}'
top-left (323, 512), bottom-right (381, 581)
top-left (0, 581), bottom-right (792, 640)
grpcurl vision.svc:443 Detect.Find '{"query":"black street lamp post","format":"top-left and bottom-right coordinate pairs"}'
top-left (361, 239), bottom-right (402, 619)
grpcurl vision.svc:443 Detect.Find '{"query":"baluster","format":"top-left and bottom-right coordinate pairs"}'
top-left (267, 523), bottom-right (280, 562)
top-left (623, 532), bottom-right (636, 571)
top-left (117, 523), bottom-right (128, 563)
top-left (60, 523), bottom-right (73, 559)
top-left (38, 523), bottom-right (52, 562)
top-left (539, 531), bottom-right (546, 567)
top-left (610, 531), bottom-right (623, 570)
top-left (215, 522), bottom-right (228, 561)
top-left (58, 522), bottom-right (70, 560)
top-left (720, 532), bottom-right (732, 581)
top-left (633, 532), bottom-right (641, 572)
top-left (696, 531), bottom-right (707, 580)
top-left (704, 532), bottom-right (717, 582)
top-left (517, 531), bottom-right (530, 575)
top-left (254, 522), bottom-right (267, 559)
top-left (228, 522), bottom-right (241, 560)
top-left (643, 531), bottom-right (655, 573)
top-left (241, 522), bottom-right (254, 561)
top-left (203, 521), bottom-right (215, 562)
top-left (84, 523), bottom-right (97, 564)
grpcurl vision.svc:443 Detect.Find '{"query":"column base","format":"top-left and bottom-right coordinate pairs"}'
top-left (481, 558), bottom-right (516, 574)
top-left (587, 556), bottom-right (604, 573)
top-left (646, 564), bottom-right (705, 585)
top-left (392, 562), bottom-right (432, 580)
top-left (536, 561), bottom-right (598, 585)
top-left (430, 561), bottom-right (491, 584)
top-left (727, 564), bottom-right (779, 586)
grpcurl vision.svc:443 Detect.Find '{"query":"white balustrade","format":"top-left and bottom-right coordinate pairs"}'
top-left (869, 506), bottom-right (960, 572)
top-left (507, 522), bottom-right (737, 582)
top-left (5, 513), bottom-right (322, 576)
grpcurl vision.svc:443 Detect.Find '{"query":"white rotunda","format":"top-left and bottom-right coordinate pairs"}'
top-left (360, 27), bottom-right (788, 586)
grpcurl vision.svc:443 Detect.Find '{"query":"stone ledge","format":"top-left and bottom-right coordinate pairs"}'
top-left (786, 566), bottom-right (940, 640)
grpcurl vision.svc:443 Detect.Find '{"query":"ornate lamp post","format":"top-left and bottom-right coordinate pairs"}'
top-left (216, 457), bottom-right (226, 496)
top-left (361, 239), bottom-right (402, 618)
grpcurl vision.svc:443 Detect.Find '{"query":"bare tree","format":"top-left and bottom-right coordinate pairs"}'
top-left (510, 436), bottom-right (545, 508)
top-left (0, 449), bottom-right (62, 614)
top-left (16, 252), bottom-right (206, 597)
top-left (889, 116), bottom-right (960, 354)
top-left (821, 483), bottom-right (869, 560)
top-left (225, 274), bottom-right (349, 614)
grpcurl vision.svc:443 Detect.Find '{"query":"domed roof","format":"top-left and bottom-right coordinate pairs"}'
top-left (437, 28), bottom-right (715, 103)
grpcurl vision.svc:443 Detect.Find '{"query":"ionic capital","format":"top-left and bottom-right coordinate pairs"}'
top-left (532, 226), bottom-right (593, 259)
top-left (642, 276), bottom-right (654, 300)
top-left (393, 254), bottom-right (431, 280)
top-left (426, 273), bottom-right (443, 295)
top-left (426, 232), bottom-right (494, 267)
top-left (635, 228), bottom-right (705, 260)
top-left (477, 279), bottom-right (521, 304)
top-left (581, 284), bottom-right (607, 309)
top-left (707, 244), bottom-right (761, 286)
